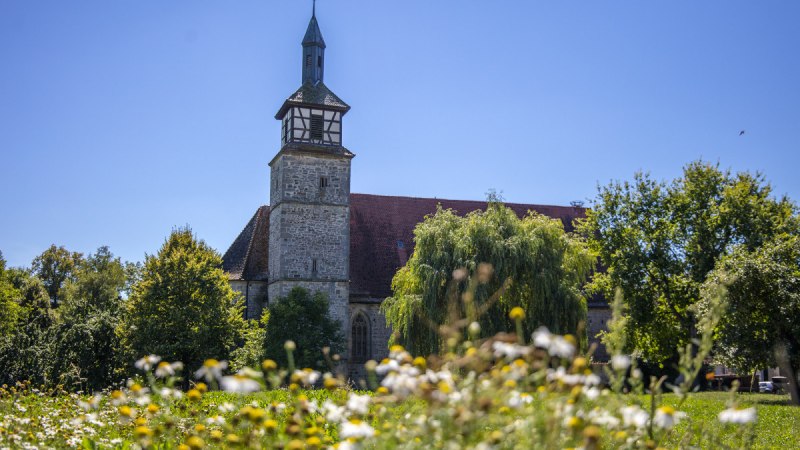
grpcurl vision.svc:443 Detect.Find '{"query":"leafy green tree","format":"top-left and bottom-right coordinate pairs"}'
top-left (0, 252), bottom-right (23, 337)
top-left (31, 245), bottom-right (83, 306)
top-left (230, 312), bottom-right (270, 372)
top-left (700, 236), bottom-right (800, 404)
top-left (579, 161), bottom-right (797, 362)
top-left (0, 268), bottom-right (54, 386)
top-left (263, 288), bottom-right (344, 371)
top-left (382, 201), bottom-right (594, 356)
top-left (120, 228), bottom-right (245, 374)
top-left (47, 247), bottom-right (128, 391)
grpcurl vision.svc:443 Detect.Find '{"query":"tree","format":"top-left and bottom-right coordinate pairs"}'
top-left (47, 247), bottom-right (128, 391)
top-left (700, 236), bottom-right (800, 404)
top-left (31, 245), bottom-right (83, 306)
top-left (579, 161), bottom-right (798, 362)
top-left (0, 252), bottom-right (23, 337)
top-left (0, 268), bottom-right (54, 386)
top-left (120, 228), bottom-right (245, 375)
top-left (263, 287), bottom-right (344, 371)
top-left (382, 201), bottom-right (594, 356)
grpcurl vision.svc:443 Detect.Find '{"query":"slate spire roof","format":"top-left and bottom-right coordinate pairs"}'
top-left (302, 13), bottom-right (326, 48)
top-left (222, 194), bottom-right (585, 299)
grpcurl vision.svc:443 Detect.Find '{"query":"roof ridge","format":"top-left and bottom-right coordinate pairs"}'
top-left (240, 206), bottom-right (265, 279)
top-left (350, 193), bottom-right (584, 211)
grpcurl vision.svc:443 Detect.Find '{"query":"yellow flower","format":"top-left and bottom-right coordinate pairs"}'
top-left (324, 377), bottom-right (339, 389)
top-left (306, 436), bottom-right (322, 447)
top-left (187, 389), bottom-right (202, 402)
top-left (147, 404), bottom-right (159, 414)
top-left (134, 426), bottom-right (153, 438)
top-left (118, 406), bottom-right (134, 418)
top-left (209, 430), bottom-right (223, 441)
top-left (583, 425), bottom-right (601, 440)
top-left (135, 417), bottom-right (147, 427)
top-left (195, 383), bottom-right (208, 393)
top-left (226, 434), bottom-right (241, 444)
top-left (262, 359), bottom-right (277, 371)
top-left (194, 424), bottom-right (206, 433)
top-left (186, 436), bottom-right (204, 450)
top-left (509, 307), bottom-right (525, 320)
top-left (264, 419), bottom-right (278, 432)
top-left (413, 357), bottom-right (427, 369)
top-left (287, 439), bottom-right (304, 450)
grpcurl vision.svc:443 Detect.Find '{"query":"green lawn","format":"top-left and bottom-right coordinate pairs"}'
top-left (1, 388), bottom-right (797, 449)
top-left (653, 392), bottom-right (800, 449)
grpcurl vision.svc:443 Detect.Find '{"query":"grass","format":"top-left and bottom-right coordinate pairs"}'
top-left (1, 387), bottom-right (797, 449)
top-left (653, 392), bottom-right (800, 449)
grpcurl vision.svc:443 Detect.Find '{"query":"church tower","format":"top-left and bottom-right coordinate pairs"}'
top-left (268, 8), bottom-right (353, 347)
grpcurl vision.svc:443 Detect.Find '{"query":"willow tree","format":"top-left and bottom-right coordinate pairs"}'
top-left (382, 202), bottom-right (594, 356)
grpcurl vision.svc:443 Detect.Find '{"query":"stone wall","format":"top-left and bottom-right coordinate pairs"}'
top-left (587, 307), bottom-right (612, 361)
top-left (230, 280), bottom-right (269, 320)
top-left (270, 153), bottom-right (350, 207)
top-left (347, 300), bottom-right (392, 381)
top-left (268, 203), bottom-right (350, 281)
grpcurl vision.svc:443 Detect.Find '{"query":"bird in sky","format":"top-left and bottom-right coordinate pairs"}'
top-left (739, 130), bottom-right (746, 136)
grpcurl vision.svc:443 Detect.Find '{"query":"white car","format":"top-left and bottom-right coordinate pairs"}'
top-left (758, 381), bottom-right (775, 393)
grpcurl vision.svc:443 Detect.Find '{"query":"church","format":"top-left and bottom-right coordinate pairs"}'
top-left (222, 10), bottom-right (610, 374)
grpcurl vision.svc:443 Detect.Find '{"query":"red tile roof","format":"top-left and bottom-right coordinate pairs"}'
top-left (223, 194), bottom-right (585, 299)
top-left (348, 194), bottom-right (585, 299)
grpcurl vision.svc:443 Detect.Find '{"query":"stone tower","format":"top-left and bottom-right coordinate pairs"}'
top-left (268, 9), bottom-right (353, 348)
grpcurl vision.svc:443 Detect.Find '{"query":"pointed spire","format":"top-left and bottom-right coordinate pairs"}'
top-left (302, 4), bottom-right (325, 84)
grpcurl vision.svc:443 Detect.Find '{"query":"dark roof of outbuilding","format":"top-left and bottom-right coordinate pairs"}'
top-left (275, 82), bottom-right (350, 119)
top-left (222, 194), bottom-right (585, 298)
top-left (222, 206), bottom-right (270, 281)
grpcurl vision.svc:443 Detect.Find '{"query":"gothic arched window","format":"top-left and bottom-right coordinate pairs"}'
top-left (351, 313), bottom-right (369, 363)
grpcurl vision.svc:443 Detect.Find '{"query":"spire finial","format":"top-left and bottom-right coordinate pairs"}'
top-left (312, 0), bottom-right (316, 17)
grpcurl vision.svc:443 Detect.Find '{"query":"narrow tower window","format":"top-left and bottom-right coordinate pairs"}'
top-left (319, 176), bottom-right (329, 188)
top-left (306, 54), bottom-right (312, 67)
top-left (317, 56), bottom-right (323, 67)
top-left (311, 258), bottom-right (318, 275)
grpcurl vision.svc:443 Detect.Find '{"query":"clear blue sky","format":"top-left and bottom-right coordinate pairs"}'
top-left (1, 1), bottom-right (799, 268)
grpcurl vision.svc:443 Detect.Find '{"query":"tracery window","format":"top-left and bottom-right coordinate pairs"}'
top-left (351, 314), bottom-right (369, 363)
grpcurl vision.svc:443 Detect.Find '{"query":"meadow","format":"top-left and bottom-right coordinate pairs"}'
top-left (1, 383), bottom-right (797, 449)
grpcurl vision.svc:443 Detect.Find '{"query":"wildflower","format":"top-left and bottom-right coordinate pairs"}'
top-left (468, 322), bottom-right (481, 338)
top-left (323, 399), bottom-right (348, 422)
top-left (205, 415), bottom-right (225, 425)
top-left (718, 407), bottom-right (756, 424)
top-left (159, 387), bottom-right (183, 400)
top-left (340, 419), bottom-right (375, 439)
top-left (284, 340), bottom-right (297, 351)
top-left (492, 342), bottom-right (531, 360)
top-left (653, 406), bottom-right (686, 430)
top-left (532, 327), bottom-right (553, 349)
top-left (220, 375), bottom-right (261, 393)
top-left (134, 426), bottom-right (153, 438)
top-left (509, 307), bottom-right (525, 320)
top-left (549, 335), bottom-right (576, 359)
top-left (507, 391), bottom-right (533, 409)
top-left (194, 359), bottom-right (228, 382)
top-left (110, 390), bottom-right (127, 406)
top-left (186, 389), bottom-right (202, 402)
top-left (264, 419), bottom-right (279, 432)
top-left (292, 368), bottom-right (321, 386)
top-left (346, 393), bottom-right (371, 415)
top-left (262, 359), bottom-right (278, 371)
top-left (77, 394), bottom-right (102, 411)
top-left (135, 355), bottom-right (161, 371)
top-left (218, 402), bottom-right (236, 413)
top-left (155, 361), bottom-right (184, 378)
top-left (620, 405), bottom-right (649, 429)
top-left (186, 436), bottom-right (205, 449)
top-left (611, 355), bottom-right (631, 371)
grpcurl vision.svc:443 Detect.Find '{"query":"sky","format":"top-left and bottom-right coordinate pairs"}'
top-left (1, 1), bottom-right (799, 268)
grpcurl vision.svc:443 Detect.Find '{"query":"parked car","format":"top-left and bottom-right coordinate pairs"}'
top-left (758, 381), bottom-right (775, 393)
